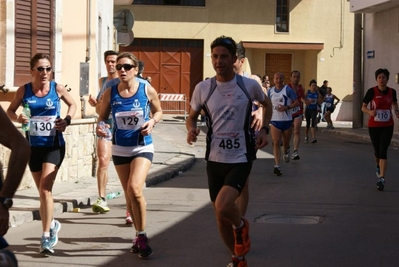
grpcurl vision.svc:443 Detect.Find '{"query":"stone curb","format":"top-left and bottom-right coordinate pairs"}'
top-left (321, 128), bottom-right (399, 147)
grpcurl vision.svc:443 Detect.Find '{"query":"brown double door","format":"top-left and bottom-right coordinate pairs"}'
top-left (120, 38), bottom-right (204, 100)
top-left (265, 53), bottom-right (293, 86)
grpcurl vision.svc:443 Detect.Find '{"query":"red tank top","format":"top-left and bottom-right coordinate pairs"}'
top-left (368, 86), bottom-right (394, 127)
top-left (288, 83), bottom-right (304, 117)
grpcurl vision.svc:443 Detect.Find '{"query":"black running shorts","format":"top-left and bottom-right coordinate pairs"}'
top-left (206, 161), bottom-right (252, 202)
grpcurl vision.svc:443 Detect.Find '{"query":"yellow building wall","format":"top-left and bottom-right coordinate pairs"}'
top-left (119, 0), bottom-right (354, 120)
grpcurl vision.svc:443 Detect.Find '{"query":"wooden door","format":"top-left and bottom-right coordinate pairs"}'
top-left (160, 64), bottom-right (181, 94)
top-left (120, 39), bottom-right (203, 115)
top-left (265, 53), bottom-right (292, 86)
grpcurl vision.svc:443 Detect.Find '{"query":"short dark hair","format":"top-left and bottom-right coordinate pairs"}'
top-left (210, 36), bottom-right (237, 57)
top-left (323, 80), bottom-right (328, 85)
top-left (291, 70), bottom-right (300, 77)
top-left (138, 60), bottom-right (145, 74)
top-left (309, 79), bottom-right (317, 86)
top-left (236, 41), bottom-right (246, 59)
top-left (103, 50), bottom-right (118, 62)
top-left (375, 68), bottom-right (390, 80)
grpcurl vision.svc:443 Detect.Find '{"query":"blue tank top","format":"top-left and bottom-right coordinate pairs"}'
top-left (324, 94), bottom-right (334, 104)
top-left (110, 82), bottom-right (152, 147)
top-left (23, 81), bottom-right (64, 147)
top-left (306, 90), bottom-right (319, 110)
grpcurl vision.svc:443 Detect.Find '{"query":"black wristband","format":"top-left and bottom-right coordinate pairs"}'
top-left (261, 126), bottom-right (270, 135)
top-left (64, 115), bottom-right (71, 126)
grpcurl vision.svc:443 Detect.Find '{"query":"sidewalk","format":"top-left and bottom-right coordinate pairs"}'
top-left (8, 116), bottom-right (399, 228)
top-left (317, 120), bottom-right (399, 147)
top-left (9, 115), bottom-right (196, 228)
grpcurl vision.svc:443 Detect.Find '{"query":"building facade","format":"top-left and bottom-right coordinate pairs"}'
top-left (350, 0), bottom-right (399, 128)
top-left (0, 0), bottom-right (116, 189)
top-left (118, 0), bottom-right (355, 121)
top-left (0, 0), bottom-right (356, 189)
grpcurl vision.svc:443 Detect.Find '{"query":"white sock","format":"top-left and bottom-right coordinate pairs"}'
top-left (233, 219), bottom-right (244, 229)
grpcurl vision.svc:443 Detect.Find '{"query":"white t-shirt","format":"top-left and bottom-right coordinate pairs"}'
top-left (190, 75), bottom-right (265, 163)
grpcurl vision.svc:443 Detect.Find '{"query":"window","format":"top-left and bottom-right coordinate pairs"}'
top-left (14, 0), bottom-right (54, 85)
top-left (132, 0), bottom-right (205, 6)
top-left (276, 0), bottom-right (289, 33)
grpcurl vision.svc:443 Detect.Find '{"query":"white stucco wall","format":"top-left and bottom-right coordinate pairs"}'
top-left (363, 8), bottom-right (399, 127)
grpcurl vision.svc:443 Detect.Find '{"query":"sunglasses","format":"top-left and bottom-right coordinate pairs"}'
top-left (33, 67), bottom-right (52, 72)
top-left (116, 64), bottom-right (136, 71)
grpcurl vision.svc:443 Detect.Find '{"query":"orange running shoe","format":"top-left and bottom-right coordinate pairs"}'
top-left (233, 218), bottom-right (251, 256)
top-left (227, 256), bottom-right (248, 267)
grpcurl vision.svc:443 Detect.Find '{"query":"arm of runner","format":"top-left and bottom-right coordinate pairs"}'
top-left (0, 107), bottom-right (30, 235)
top-left (258, 95), bottom-right (272, 130)
top-left (186, 108), bottom-right (201, 145)
top-left (6, 85), bottom-right (26, 123)
top-left (97, 88), bottom-right (112, 137)
top-left (141, 85), bottom-right (163, 136)
top-left (56, 83), bottom-right (77, 132)
top-left (251, 107), bottom-right (263, 131)
top-left (334, 95), bottom-right (341, 106)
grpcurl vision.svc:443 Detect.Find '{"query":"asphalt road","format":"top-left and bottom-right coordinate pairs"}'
top-left (5, 125), bottom-right (399, 267)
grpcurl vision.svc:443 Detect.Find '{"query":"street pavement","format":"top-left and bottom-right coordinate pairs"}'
top-left (10, 118), bottom-right (399, 229)
top-left (6, 115), bottom-right (399, 267)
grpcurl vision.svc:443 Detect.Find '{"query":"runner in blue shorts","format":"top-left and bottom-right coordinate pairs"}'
top-left (267, 72), bottom-right (299, 176)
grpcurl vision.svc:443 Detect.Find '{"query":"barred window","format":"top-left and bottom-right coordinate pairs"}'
top-left (276, 0), bottom-right (289, 33)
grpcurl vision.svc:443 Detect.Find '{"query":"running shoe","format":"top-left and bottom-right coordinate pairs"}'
top-left (131, 236), bottom-right (138, 253)
top-left (92, 197), bottom-right (110, 213)
top-left (126, 211), bottom-right (133, 225)
top-left (292, 150), bottom-right (300, 160)
top-left (376, 166), bottom-right (381, 178)
top-left (273, 166), bottom-right (282, 176)
top-left (330, 125), bottom-right (335, 129)
top-left (305, 137), bottom-right (308, 143)
top-left (311, 138), bottom-right (317, 143)
top-left (136, 234), bottom-right (152, 258)
top-left (227, 257), bottom-right (248, 267)
top-left (326, 125), bottom-right (331, 129)
top-left (283, 147), bottom-right (290, 163)
top-left (233, 218), bottom-right (251, 256)
top-left (377, 177), bottom-right (385, 191)
top-left (49, 220), bottom-right (61, 247)
top-left (39, 236), bottom-right (54, 255)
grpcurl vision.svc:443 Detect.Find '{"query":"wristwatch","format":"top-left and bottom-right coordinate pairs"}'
top-left (261, 126), bottom-right (270, 135)
top-left (0, 198), bottom-right (13, 209)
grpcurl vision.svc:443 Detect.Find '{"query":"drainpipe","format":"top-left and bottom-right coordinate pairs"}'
top-left (82, 0), bottom-right (97, 177)
top-left (352, 13), bottom-right (363, 128)
top-left (330, 0), bottom-right (345, 57)
top-left (81, 0), bottom-right (91, 119)
top-left (85, 0), bottom-right (91, 63)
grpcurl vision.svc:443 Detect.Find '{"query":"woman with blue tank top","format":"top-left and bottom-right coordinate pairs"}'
top-left (97, 52), bottom-right (162, 258)
top-left (7, 53), bottom-right (76, 255)
top-left (304, 79), bottom-right (322, 143)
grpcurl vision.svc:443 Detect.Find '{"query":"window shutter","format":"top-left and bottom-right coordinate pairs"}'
top-left (14, 0), bottom-right (54, 86)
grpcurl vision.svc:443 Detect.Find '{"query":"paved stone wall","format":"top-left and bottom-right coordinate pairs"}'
top-left (0, 119), bottom-right (97, 190)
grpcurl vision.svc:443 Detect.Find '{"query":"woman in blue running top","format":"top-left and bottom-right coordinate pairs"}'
top-left (97, 52), bottom-right (162, 258)
top-left (304, 79), bottom-right (322, 143)
top-left (7, 53), bottom-right (76, 255)
top-left (323, 87), bottom-right (340, 129)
